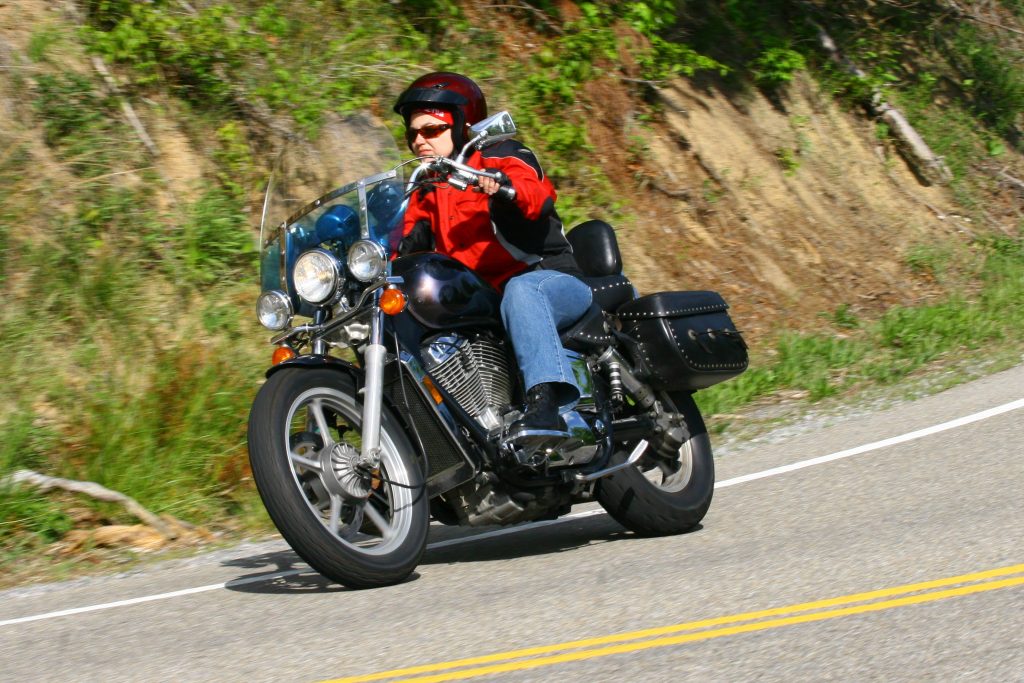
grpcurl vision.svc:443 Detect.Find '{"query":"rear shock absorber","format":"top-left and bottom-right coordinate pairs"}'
top-left (597, 347), bottom-right (656, 410)
top-left (606, 357), bottom-right (624, 407)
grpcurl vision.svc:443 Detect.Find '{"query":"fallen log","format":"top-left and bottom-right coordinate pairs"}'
top-left (813, 23), bottom-right (952, 186)
top-left (2, 469), bottom-right (179, 539)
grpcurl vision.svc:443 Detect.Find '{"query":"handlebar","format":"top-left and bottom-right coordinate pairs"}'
top-left (429, 158), bottom-right (517, 202)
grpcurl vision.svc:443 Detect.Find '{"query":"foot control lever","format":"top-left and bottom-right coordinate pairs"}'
top-left (574, 439), bottom-right (649, 483)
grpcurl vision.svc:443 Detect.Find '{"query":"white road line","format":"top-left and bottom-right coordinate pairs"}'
top-left (3, 397), bottom-right (1022, 628)
top-left (714, 397), bottom-right (1024, 488)
top-left (0, 571), bottom-right (303, 627)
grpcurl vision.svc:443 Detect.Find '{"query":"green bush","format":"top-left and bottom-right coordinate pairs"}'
top-left (752, 47), bottom-right (806, 89)
top-left (699, 232), bottom-right (1024, 418)
top-left (952, 25), bottom-right (1024, 137)
top-left (177, 188), bottom-right (255, 286)
top-left (27, 25), bottom-right (63, 63)
top-left (33, 72), bottom-right (128, 175)
top-left (0, 488), bottom-right (73, 552)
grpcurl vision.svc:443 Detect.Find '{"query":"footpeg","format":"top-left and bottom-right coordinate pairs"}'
top-left (502, 428), bottom-right (568, 467)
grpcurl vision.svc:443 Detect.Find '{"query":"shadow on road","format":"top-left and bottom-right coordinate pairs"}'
top-left (220, 551), bottom-right (350, 595)
top-left (217, 515), bottom-right (703, 591)
top-left (422, 514), bottom-right (698, 565)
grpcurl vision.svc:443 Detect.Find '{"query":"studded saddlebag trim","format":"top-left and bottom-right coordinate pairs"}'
top-left (617, 291), bottom-right (749, 391)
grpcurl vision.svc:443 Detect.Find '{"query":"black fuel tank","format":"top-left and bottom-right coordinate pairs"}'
top-left (392, 253), bottom-right (503, 329)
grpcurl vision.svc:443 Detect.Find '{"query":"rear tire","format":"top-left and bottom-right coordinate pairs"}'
top-left (248, 368), bottom-right (428, 589)
top-left (596, 392), bottom-right (714, 536)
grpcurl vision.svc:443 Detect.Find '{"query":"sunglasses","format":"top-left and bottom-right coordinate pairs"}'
top-left (406, 123), bottom-right (452, 143)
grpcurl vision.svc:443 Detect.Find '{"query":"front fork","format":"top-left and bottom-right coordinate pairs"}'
top-left (359, 289), bottom-right (386, 469)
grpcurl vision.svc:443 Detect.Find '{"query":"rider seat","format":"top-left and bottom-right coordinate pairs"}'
top-left (559, 220), bottom-right (637, 352)
top-left (560, 302), bottom-right (612, 352)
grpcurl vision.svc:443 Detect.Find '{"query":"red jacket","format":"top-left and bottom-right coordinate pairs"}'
top-left (401, 141), bottom-right (579, 290)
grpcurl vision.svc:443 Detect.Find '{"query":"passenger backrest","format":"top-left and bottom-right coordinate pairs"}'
top-left (566, 219), bottom-right (622, 277)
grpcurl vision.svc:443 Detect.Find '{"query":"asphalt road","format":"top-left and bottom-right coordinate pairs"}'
top-left (2, 364), bottom-right (1023, 682)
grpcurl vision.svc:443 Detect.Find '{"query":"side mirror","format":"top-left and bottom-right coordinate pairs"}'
top-left (456, 111), bottom-right (517, 163)
top-left (470, 111), bottom-right (517, 145)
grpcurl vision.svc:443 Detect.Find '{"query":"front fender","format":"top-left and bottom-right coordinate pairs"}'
top-left (265, 354), bottom-right (363, 383)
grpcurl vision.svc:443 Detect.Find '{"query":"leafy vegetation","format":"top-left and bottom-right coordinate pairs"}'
top-left (696, 235), bottom-right (1024, 417)
top-left (751, 47), bottom-right (806, 89)
top-left (0, 34), bottom-right (264, 566)
top-left (1, 0), bottom-right (1021, 574)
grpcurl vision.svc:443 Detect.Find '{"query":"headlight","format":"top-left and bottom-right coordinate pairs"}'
top-left (293, 249), bottom-right (341, 304)
top-left (347, 240), bottom-right (386, 282)
top-left (256, 290), bottom-right (293, 330)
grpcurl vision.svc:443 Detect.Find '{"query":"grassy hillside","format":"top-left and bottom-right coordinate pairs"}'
top-left (0, 0), bottom-right (1021, 579)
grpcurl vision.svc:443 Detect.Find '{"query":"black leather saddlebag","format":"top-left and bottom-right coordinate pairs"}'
top-left (617, 291), bottom-right (748, 390)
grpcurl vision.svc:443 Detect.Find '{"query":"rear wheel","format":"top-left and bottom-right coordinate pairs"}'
top-left (247, 368), bottom-right (428, 588)
top-left (596, 392), bottom-right (714, 536)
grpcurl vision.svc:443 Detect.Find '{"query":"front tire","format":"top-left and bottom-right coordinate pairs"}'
top-left (596, 392), bottom-right (714, 536)
top-left (247, 368), bottom-right (428, 588)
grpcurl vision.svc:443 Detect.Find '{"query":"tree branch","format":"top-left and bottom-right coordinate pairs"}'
top-left (480, 3), bottom-right (564, 35)
top-left (997, 169), bottom-right (1024, 194)
top-left (516, 0), bottom-right (563, 34)
top-left (940, 0), bottom-right (1024, 36)
top-left (812, 22), bottom-right (952, 186)
top-left (91, 57), bottom-right (160, 158)
top-left (4, 469), bottom-right (180, 539)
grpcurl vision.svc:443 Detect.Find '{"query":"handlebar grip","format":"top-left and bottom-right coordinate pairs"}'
top-left (495, 184), bottom-right (516, 202)
top-left (490, 171), bottom-right (516, 202)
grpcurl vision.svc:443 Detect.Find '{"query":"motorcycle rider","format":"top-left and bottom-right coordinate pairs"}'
top-left (394, 72), bottom-right (592, 447)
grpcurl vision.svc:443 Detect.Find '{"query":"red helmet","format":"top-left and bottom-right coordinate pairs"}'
top-left (394, 72), bottom-right (487, 150)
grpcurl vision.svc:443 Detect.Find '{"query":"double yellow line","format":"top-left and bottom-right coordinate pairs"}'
top-left (324, 563), bottom-right (1024, 683)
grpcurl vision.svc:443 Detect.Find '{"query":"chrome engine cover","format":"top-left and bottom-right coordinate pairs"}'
top-left (423, 335), bottom-right (602, 467)
top-left (421, 333), bottom-right (513, 432)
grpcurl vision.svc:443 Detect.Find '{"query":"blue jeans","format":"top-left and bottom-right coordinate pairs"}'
top-left (500, 270), bottom-right (593, 407)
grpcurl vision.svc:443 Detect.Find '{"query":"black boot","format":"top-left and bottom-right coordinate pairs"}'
top-left (504, 383), bottom-right (570, 458)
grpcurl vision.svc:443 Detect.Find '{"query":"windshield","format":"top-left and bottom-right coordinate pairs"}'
top-left (259, 113), bottom-right (410, 298)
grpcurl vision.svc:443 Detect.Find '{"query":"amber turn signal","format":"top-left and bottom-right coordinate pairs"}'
top-left (380, 287), bottom-right (407, 315)
top-left (272, 345), bottom-right (297, 365)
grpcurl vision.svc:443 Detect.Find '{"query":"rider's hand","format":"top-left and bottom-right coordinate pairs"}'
top-left (476, 176), bottom-right (501, 195)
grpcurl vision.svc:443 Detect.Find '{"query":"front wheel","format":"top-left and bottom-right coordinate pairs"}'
top-left (596, 392), bottom-right (714, 536)
top-left (247, 368), bottom-right (428, 589)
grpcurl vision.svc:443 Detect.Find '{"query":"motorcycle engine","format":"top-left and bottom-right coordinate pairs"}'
top-left (421, 333), bottom-right (602, 467)
top-left (421, 332), bottom-right (512, 432)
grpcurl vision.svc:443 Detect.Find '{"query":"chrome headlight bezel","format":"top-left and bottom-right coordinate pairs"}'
top-left (347, 240), bottom-right (387, 283)
top-left (293, 249), bottom-right (342, 304)
top-left (256, 289), bottom-right (294, 331)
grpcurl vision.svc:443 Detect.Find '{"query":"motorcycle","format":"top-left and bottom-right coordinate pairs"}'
top-left (247, 112), bottom-right (748, 588)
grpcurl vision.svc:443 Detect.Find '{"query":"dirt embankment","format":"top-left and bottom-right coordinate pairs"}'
top-left (586, 73), bottom-right (974, 343)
